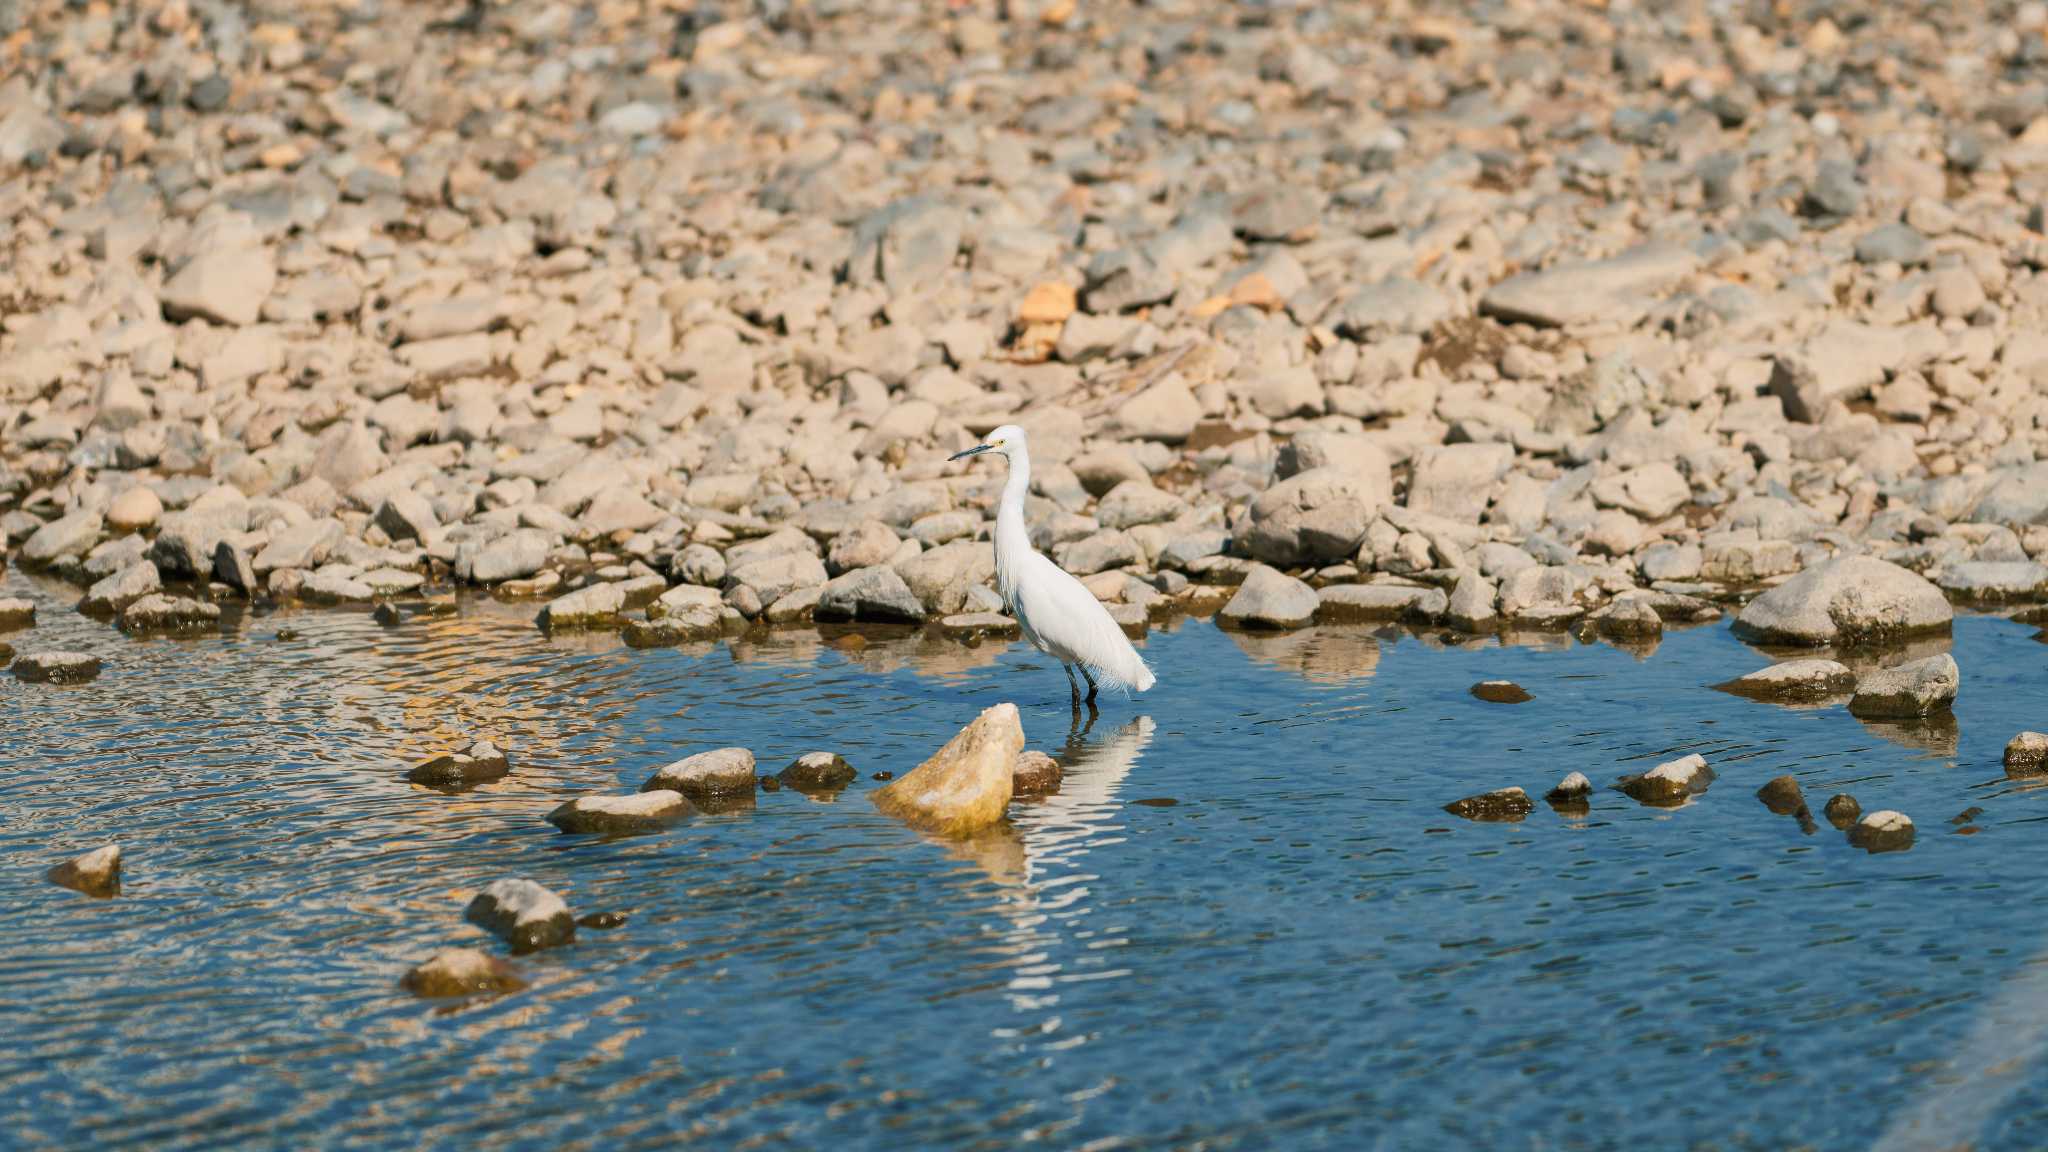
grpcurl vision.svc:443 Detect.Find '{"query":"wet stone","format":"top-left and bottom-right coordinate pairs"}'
top-left (578, 911), bottom-right (629, 930)
top-left (1848, 810), bottom-right (1915, 853)
top-left (1546, 772), bottom-right (1592, 803)
top-left (0, 598), bottom-right (33, 629)
top-left (373, 602), bottom-right (403, 627)
top-left (780, 751), bottom-right (856, 793)
top-left (2005, 731), bottom-right (2048, 776)
top-left (1848, 654), bottom-right (1959, 719)
top-left (13, 650), bottom-right (101, 683)
top-left (643, 747), bottom-right (757, 800)
top-left (401, 949), bottom-right (525, 998)
top-left (119, 593), bottom-right (221, 635)
top-left (1755, 775), bottom-right (1807, 816)
top-left (547, 791), bottom-right (691, 834)
top-left (1823, 793), bottom-right (1863, 830)
top-left (1471, 680), bottom-right (1532, 704)
top-left (1012, 750), bottom-right (1062, 796)
top-left (872, 704), bottom-right (1022, 835)
top-left (407, 740), bottom-right (511, 788)
top-left (1715, 659), bottom-right (1857, 703)
top-left (47, 844), bottom-right (121, 897)
top-left (465, 879), bottom-right (575, 953)
top-left (1444, 787), bottom-right (1534, 821)
top-left (1617, 754), bottom-right (1714, 806)
top-left (1951, 807), bottom-right (1984, 826)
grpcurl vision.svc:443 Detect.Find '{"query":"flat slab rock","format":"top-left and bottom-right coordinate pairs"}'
top-left (465, 878), bottom-right (575, 953)
top-left (1444, 786), bottom-right (1533, 821)
top-left (407, 740), bottom-right (511, 787)
top-left (642, 747), bottom-right (757, 799)
top-left (1617, 753), bottom-right (1714, 806)
top-left (402, 948), bottom-right (526, 998)
top-left (13, 650), bottom-right (101, 683)
top-left (119, 593), bottom-right (221, 634)
top-left (547, 791), bottom-right (691, 834)
top-left (1847, 654), bottom-right (1959, 719)
top-left (1714, 659), bottom-right (1856, 703)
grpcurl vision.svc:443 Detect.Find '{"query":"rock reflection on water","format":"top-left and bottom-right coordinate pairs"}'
top-left (1224, 626), bottom-right (1381, 684)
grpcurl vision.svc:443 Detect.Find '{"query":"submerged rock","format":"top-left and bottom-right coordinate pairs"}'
top-left (1848, 653), bottom-right (1959, 719)
top-left (1755, 775), bottom-right (1808, 815)
top-left (547, 791), bottom-right (691, 834)
top-left (578, 911), bottom-right (629, 930)
top-left (401, 948), bottom-right (525, 998)
top-left (872, 703), bottom-right (1023, 835)
top-left (47, 844), bottom-right (121, 897)
top-left (407, 740), bottom-right (511, 787)
top-left (1012, 750), bottom-right (1062, 796)
top-left (1471, 680), bottom-right (1532, 704)
top-left (1617, 753), bottom-right (1714, 806)
top-left (1731, 557), bottom-right (1950, 646)
top-left (536, 582), bottom-right (626, 632)
top-left (2005, 731), bottom-right (2048, 776)
top-left (780, 751), bottom-right (856, 793)
top-left (1848, 810), bottom-right (1916, 853)
top-left (465, 879), bottom-right (575, 953)
top-left (1218, 564), bottom-right (1319, 630)
top-left (13, 650), bottom-right (101, 683)
top-left (643, 747), bottom-right (757, 800)
top-left (80, 560), bottom-right (160, 614)
top-left (1823, 793), bottom-right (1863, 830)
top-left (1714, 659), bottom-right (1856, 703)
top-left (1443, 786), bottom-right (1533, 821)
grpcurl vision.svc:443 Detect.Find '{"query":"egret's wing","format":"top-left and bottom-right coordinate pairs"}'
top-left (1013, 554), bottom-right (1153, 692)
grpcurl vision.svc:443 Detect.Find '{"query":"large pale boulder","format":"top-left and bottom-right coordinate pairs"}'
top-left (872, 703), bottom-right (1024, 836)
top-left (1243, 463), bottom-right (1391, 566)
top-left (1732, 557), bottom-right (1950, 646)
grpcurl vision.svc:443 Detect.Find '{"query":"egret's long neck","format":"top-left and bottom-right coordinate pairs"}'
top-left (994, 447), bottom-right (1033, 595)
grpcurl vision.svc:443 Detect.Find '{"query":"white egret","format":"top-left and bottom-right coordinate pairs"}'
top-left (950, 424), bottom-right (1157, 709)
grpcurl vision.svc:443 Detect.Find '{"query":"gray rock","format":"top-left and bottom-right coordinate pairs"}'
top-left (827, 521), bottom-right (900, 575)
top-left (643, 747), bottom-right (757, 799)
top-left (1245, 464), bottom-right (1392, 566)
top-left (1054, 531), bottom-right (1143, 576)
top-left (1937, 561), bottom-right (2048, 601)
top-left (1617, 753), bottom-right (1714, 806)
top-left (1219, 564), bottom-right (1319, 630)
top-left (465, 878), bottom-right (574, 953)
top-left (299, 570), bottom-right (374, 604)
top-left (1446, 572), bottom-right (1499, 632)
top-left (375, 492), bottom-right (439, 543)
top-left (816, 565), bottom-right (928, 623)
top-left (254, 519), bottom-right (345, 574)
top-left (1096, 481), bottom-right (1185, 530)
top-left (1479, 244), bottom-right (1699, 327)
top-left (725, 551), bottom-right (828, 607)
top-left (1330, 278), bottom-right (1455, 337)
top-left (1854, 223), bottom-right (1928, 265)
top-left (162, 246), bottom-right (276, 326)
top-left (1968, 464), bottom-right (2048, 526)
top-left (119, 594), bottom-right (221, 635)
top-left (1714, 659), bottom-right (1857, 703)
top-left (22, 509), bottom-right (103, 565)
top-left (80, 557), bottom-right (161, 614)
top-left (1314, 583), bottom-right (1446, 623)
top-left (1407, 444), bottom-right (1512, 522)
top-left (213, 541), bottom-right (258, 596)
top-left (537, 582), bottom-right (626, 631)
top-left (1848, 653), bottom-right (1959, 719)
top-left (1234, 184), bottom-right (1323, 242)
top-left (547, 791), bottom-right (691, 834)
top-left (1732, 557), bottom-right (1951, 646)
top-left (13, 650), bottom-right (101, 683)
top-left (674, 541), bottom-right (729, 585)
top-left (1590, 597), bottom-right (1662, 640)
top-left (468, 529), bottom-right (552, 584)
top-left (407, 740), bottom-right (511, 787)
top-left (1114, 378), bottom-right (1202, 443)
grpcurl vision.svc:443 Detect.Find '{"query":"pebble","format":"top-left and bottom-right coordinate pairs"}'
top-left (406, 740), bottom-right (512, 788)
top-left (1470, 680), bottom-right (1532, 704)
top-left (1012, 750), bottom-right (1063, 797)
top-left (1617, 754), bottom-right (1714, 807)
top-left (1823, 794), bottom-right (1863, 830)
top-left (780, 751), bottom-right (857, 794)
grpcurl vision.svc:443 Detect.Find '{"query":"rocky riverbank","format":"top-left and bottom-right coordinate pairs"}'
top-left (7, 0), bottom-right (2048, 654)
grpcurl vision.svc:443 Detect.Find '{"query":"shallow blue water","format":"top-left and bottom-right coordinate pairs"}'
top-left (4, 564), bottom-right (2048, 1151)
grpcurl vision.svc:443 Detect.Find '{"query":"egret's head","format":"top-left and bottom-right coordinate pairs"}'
top-left (949, 424), bottom-right (1026, 463)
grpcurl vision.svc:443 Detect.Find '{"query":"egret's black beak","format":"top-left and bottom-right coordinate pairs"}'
top-left (949, 443), bottom-right (993, 461)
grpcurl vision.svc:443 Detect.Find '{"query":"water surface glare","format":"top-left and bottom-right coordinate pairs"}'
top-left (5, 567), bottom-right (2048, 1151)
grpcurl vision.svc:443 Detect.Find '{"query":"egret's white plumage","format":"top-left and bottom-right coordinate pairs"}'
top-left (952, 425), bottom-right (1156, 704)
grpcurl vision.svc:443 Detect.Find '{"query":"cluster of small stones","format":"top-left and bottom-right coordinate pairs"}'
top-left (9, 1), bottom-right (2048, 658)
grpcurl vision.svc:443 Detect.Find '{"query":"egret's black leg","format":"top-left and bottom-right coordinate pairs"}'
top-left (1064, 664), bottom-right (1081, 709)
top-left (1082, 666), bottom-right (1099, 707)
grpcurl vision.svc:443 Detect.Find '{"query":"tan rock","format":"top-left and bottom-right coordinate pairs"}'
top-left (401, 948), bottom-right (525, 998)
top-left (1018, 281), bottom-right (1077, 326)
top-left (872, 703), bottom-right (1023, 835)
